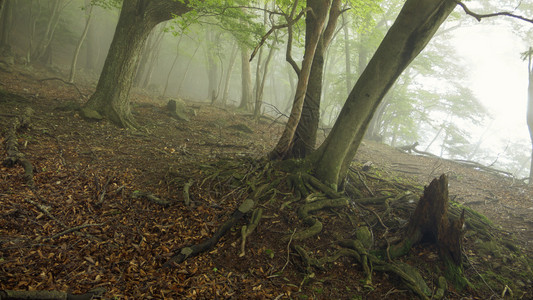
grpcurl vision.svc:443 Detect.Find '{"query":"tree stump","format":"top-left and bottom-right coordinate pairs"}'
top-left (166, 99), bottom-right (190, 122)
top-left (390, 174), bottom-right (468, 289)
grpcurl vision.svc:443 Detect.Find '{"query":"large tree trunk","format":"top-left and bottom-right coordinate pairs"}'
top-left (239, 46), bottom-right (253, 111)
top-left (269, 0), bottom-right (329, 159)
top-left (309, 0), bottom-right (457, 189)
top-left (82, 0), bottom-right (190, 128)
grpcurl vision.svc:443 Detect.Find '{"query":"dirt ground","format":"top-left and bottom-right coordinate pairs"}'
top-left (1, 65), bottom-right (532, 299)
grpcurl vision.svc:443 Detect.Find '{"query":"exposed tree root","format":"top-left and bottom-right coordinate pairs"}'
top-left (240, 208), bottom-right (263, 257)
top-left (163, 158), bottom-right (522, 298)
top-left (164, 199), bottom-right (255, 267)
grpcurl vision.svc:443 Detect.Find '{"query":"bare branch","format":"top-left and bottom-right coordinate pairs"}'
top-left (249, 7), bottom-right (307, 63)
top-left (455, 0), bottom-right (533, 24)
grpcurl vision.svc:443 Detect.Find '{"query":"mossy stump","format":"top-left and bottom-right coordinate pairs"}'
top-left (390, 174), bottom-right (468, 289)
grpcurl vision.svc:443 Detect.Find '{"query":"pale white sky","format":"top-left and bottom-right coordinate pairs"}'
top-left (451, 23), bottom-right (530, 153)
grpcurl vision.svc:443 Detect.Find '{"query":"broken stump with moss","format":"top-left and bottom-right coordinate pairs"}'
top-left (390, 174), bottom-right (469, 289)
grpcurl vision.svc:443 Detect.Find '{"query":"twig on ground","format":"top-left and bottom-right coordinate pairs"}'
top-left (45, 223), bottom-right (104, 240)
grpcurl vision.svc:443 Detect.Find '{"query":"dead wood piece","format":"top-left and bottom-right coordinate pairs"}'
top-left (0, 287), bottom-right (105, 300)
top-left (132, 190), bottom-right (170, 206)
top-left (389, 174), bottom-right (468, 289)
top-left (164, 198), bottom-right (255, 267)
top-left (183, 179), bottom-right (193, 206)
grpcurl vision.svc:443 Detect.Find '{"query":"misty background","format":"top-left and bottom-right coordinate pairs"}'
top-left (2, 0), bottom-right (532, 177)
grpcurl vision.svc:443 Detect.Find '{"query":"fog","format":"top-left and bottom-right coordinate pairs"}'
top-left (2, 0), bottom-right (532, 177)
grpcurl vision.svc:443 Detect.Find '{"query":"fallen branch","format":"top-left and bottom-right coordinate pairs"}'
top-left (163, 198), bottom-right (255, 267)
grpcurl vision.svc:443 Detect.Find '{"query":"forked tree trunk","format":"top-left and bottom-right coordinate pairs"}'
top-left (82, 0), bottom-right (190, 128)
top-left (309, 0), bottom-right (457, 189)
top-left (290, 0), bottom-right (341, 158)
top-left (269, 0), bottom-right (329, 159)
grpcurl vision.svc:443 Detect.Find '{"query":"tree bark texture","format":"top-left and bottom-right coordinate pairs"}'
top-left (390, 174), bottom-right (467, 289)
top-left (83, 0), bottom-right (190, 128)
top-left (239, 46), bottom-right (253, 111)
top-left (310, 0), bottom-right (457, 189)
top-left (269, 0), bottom-right (330, 159)
top-left (290, 0), bottom-right (341, 159)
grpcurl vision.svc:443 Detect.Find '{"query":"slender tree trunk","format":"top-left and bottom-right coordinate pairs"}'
top-left (206, 31), bottom-right (220, 104)
top-left (284, 64), bottom-right (296, 114)
top-left (82, 0), bottom-right (190, 128)
top-left (69, 1), bottom-right (93, 83)
top-left (526, 47), bottom-right (533, 183)
top-left (141, 26), bottom-right (165, 89)
top-left (309, 0), bottom-right (457, 189)
top-left (222, 42), bottom-right (238, 107)
top-left (163, 36), bottom-right (182, 97)
top-left (84, 7), bottom-right (100, 73)
top-left (33, 0), bottom-right (62, 63)
top-left (254, 39), bottom-right (277, 119)
top-left (270, 0), bottom-right (329, 159)
top-left (342, 13), bottom-right (352, 95)
top-left (177, 42), bottom-right (200, 96)
top-left (0, 0), bottom-right (13, 54)
top-left (26, 0), bottom-right (42, 64)
top-left (239, 46), bottom-right (253, 111)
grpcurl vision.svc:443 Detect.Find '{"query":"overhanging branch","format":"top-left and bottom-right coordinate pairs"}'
top-left (455, 0), bottom-right (533, 24)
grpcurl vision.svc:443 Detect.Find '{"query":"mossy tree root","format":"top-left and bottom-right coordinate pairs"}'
top-left (284, 197), bottom-right (349, 241)
top-left (239, 208), bottom-right (263, 257)
top-left (389, 174), bottom-right (468, 290)
top-left (163, 199), bottom-right (255, 267)
top-left (339, 239), bottom-right (432, 299)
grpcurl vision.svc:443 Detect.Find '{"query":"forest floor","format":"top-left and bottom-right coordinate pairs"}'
top-left (0, 64), bottom-right (532, 299)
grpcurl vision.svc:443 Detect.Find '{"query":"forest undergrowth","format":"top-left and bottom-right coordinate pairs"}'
top-left (1, 67), bottom-right (532, 299)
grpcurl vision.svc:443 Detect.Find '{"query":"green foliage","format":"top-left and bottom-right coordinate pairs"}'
top-left (167, 0), bottom-right (266, 48)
